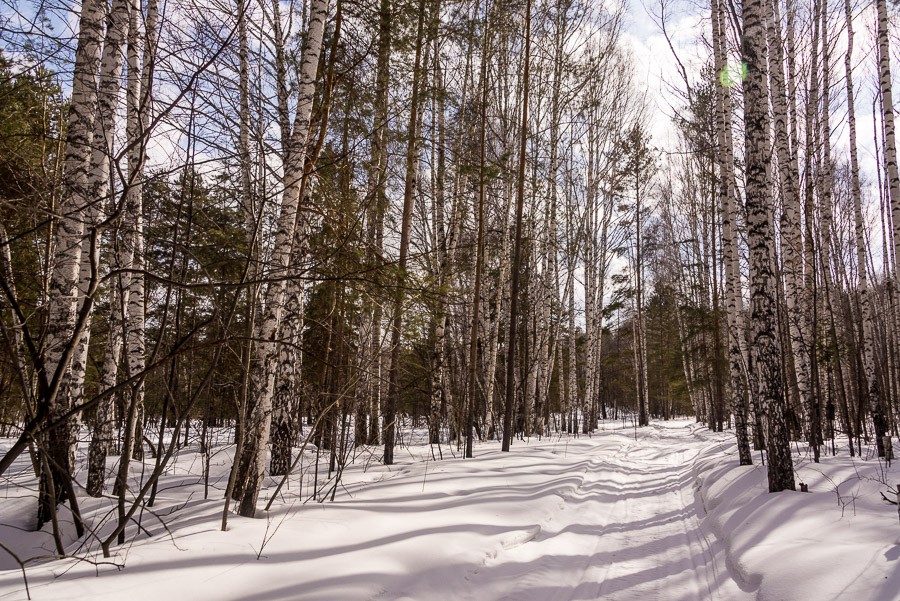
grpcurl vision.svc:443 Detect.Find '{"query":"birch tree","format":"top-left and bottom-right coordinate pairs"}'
top-left (231, 0), bottom-right (329, 515)
top-left (742, 0), bottom-right (794, 492)
top-left (37, 0), bottom-right (105, 527)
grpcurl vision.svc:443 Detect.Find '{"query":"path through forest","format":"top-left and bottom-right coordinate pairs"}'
top-left (437, 421), bottom-right (753, 601)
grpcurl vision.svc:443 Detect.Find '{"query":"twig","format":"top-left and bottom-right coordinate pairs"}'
top-left (0, 541), bottom-right (31, 600)
top-left (0, 541), bottom-right (125, 600)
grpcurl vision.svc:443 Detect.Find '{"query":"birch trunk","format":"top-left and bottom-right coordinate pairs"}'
top-left (814, 0), bottom-right (839, 462)
top-left (567, 255), bottom-right (579, 433)
top-left (85, 0), bottom-right (132, 496)
top-left (845, 0), bottom-right (881, 457)
top-left (766, 0), bottom-right (810, 451)
top-left (38, 0), bottom-right (105, 526)
top-left (270, 240), bottom-right (304, 476)
top-left (743, 0), bottom-right (794, 492)
top-left (234, 0), bottom-right (260, 472)
top-left (875, 0), bottom-right (895, 456)
top-left (87, 232), bottom-right (130, 497)
top-left (113, 0), bottom-right (157, 519)
top-left (801, 0), bottom-right (823, 456)
top-left (583, 131), bottom-right (596, 432)
top-left (713, 0), bottom-right (750, 463)
top-left (593, 192), bottom-right (610, 423)
top-left (233, 0), bottom-right (328, 515)
top-left (269, 0), bottom-right (341, 474)
top-left (635, 166), bottom-right (648, 427)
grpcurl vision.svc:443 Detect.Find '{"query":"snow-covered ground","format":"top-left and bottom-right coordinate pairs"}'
top-left (1, 420), bottom-right (898, 600)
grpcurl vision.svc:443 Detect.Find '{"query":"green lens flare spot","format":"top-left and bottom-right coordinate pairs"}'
top-left (719, 62), bottom-right (748, 87)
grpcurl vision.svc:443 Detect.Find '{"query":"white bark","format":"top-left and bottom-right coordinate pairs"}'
top-left (236, 0), bottom-right (329, 515)
top-left (84, 0), bottom-right (132, 496)
top-left (714, 0), bottom-right (750, 464)
top-left (122, 0), bottom-right (156, 468)
top-left (875, 0), bottom-right (897, 455)
top-left (845, 0), bottom-right (880, 454)
top-left (39, 0), bottom-right (105, 524)
top-left (743, 0), bottom-right (794, 492)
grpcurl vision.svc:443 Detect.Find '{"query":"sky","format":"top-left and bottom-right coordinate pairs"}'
top-left (621, 0), bottom-right (705, 144)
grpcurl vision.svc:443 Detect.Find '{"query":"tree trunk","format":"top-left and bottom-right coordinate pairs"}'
top-left (503, 0), bottom-right (532, 452)
top-left (233, 0), bottom-right (329, 516)
top-left (845, 0), bottom-right (881, 459)
top-left (38, 0), bottom-right (105, 528)
top-left (713, 0), bottom-right (751, 464)
top-left (874, 0), bottom-right (895, 456)
top-left (85, 0), bottom-right (132, 497)
top-left (384, 0), bottom-right (427, 465)
top-left (743, 0), bottom-right (795, 492)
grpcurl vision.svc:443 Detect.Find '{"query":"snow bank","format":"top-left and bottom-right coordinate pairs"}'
top-left (694, 437), bottom-right (900, 601)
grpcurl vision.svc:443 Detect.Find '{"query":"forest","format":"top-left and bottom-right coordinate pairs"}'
top-left (0, 0), bottom-right (899, 597)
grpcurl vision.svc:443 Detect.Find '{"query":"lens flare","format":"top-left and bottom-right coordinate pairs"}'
top-left (718, 62), bottom-right (748, 87)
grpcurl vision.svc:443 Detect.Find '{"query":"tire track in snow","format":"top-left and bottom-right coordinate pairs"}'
top-left (472, 426), bottom-right (752, 601)
top-left (467, 436), bottom-right (637, 600)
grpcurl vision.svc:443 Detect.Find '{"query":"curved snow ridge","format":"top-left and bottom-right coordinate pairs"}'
top-left (691, 461), bottom-right (764, 594)
top-left (500, 525), bottom-right (541, 550)
top-left (483, 525), bottom-right (543, 564)
top-left (693, 436), bottom-right (900, 601)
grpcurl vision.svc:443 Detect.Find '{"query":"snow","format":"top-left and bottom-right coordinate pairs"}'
top-left (1, 420), bottom-right (898, 600)
top-left (695, 435), bottom-right (900, 601)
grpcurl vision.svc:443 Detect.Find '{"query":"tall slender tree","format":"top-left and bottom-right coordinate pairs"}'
top-left (743, 0), bottom-right (794, 492)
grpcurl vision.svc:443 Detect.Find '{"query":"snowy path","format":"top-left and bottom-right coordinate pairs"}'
top-left (455, 424), bottom-right (752, 601)
top-left (1, 422), bottom-right (754, 601)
